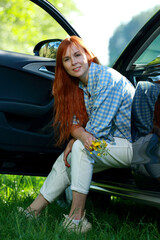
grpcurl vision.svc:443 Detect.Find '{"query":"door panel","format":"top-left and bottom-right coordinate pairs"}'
top-left (0, 51), bottom-right (58, 153)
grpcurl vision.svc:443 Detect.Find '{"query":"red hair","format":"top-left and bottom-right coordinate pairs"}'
top-left (53, 36), bottom-right (100, 146)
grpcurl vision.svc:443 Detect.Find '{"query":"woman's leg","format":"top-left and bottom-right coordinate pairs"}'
top-left (27, 193), bottom-right (49, 216)
top-left (28, 140), bottom-right (93, 221)
top-left (26, 152), bottom-right (71, 215)
top-left (26, 138), bottom-right (132, 220)
top-left (68, 140), bottom-right (94, 220)
top-left (69, 191), bottom-right (87, 220)
top-left (86, 137), bottom-right (133, 174)
top-left (67, 138), bottom-right (132, 220)
top-left (67, 137), bottom-right (133, 220)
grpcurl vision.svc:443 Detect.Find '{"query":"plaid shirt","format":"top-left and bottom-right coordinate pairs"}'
top-left (74, 62), bottom-right (135, 143)
top-left (132, 81), bottom-right (160, 141)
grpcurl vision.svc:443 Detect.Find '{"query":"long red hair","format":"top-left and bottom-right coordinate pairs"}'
top-left (53, 36), bottom-right (100, 146)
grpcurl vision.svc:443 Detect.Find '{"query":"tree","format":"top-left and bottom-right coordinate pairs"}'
top-left (0, 0), bottom-right (80, 54)
top-left (108, 6), bottom-right (160, 66)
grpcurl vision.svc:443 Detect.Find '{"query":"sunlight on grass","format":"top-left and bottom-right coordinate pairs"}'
top-left (0, 174), bottom-right (45, 202)
top-left (0, 174), bottom-right (159, 240)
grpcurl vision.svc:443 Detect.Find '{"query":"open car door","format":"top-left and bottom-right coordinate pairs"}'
top-left (0, 0), bottom-right (79, 176)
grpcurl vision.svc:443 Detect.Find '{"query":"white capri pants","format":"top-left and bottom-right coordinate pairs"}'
top-left (40, 138), bottom-right (133, 203)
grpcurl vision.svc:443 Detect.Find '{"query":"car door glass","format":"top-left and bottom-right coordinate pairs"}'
top-left (134, 34), bottom-right (160, 65)
top-left (0, 1), bottom-right (68, 57)
top-left (131, 32), bottom-right (160, 188)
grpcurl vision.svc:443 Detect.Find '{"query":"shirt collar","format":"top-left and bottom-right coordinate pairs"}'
top-left (79, 62), bottom-right (100, 95)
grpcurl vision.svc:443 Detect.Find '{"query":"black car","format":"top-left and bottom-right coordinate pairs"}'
top-left (0, 0), bottom-right (160, 208)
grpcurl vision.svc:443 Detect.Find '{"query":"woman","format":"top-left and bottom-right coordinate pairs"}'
top-left (20, 36), bottom-right (135, 233)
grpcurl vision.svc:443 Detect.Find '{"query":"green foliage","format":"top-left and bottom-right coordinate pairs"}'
top-left (108, 6), bottom-right (160, 66)
top-left (0, 0), bottom-right (80, 54)
top-left (49, 0), bottom-right (80, 16)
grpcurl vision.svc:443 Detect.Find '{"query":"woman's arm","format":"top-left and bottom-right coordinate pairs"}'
top-left (71, 125), bottom-right (96, 151)
top-left (63, 126), bottom-right (96, 168)
top-left (63, 125), bottom-right (96, 168)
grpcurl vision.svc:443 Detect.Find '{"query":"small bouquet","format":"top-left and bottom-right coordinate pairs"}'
top-left (90, 139), bottom-right (109, 157)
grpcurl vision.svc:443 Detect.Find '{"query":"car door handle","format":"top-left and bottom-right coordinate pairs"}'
top-left (39, 66), bottom-right (54, 75)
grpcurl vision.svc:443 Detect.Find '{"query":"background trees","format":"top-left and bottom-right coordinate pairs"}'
top-left (0, 0), bottom-right (159, 64)
top-left (108, 6), bottom-right (160, 66)
top-left (0, 0), bottom-right (79, 53)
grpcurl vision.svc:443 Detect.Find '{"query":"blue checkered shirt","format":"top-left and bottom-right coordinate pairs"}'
top-left (132, 81), bottom-right (160, 141)
top-left (73, 62), bottom-right (135, 143)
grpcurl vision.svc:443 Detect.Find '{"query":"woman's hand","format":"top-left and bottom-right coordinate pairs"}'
top-left (80, 131), bottom-right (96, 151)
top-left (71, 125), bottom-right (96, 151)
top-left (63, 139), bottom-right (75, 168)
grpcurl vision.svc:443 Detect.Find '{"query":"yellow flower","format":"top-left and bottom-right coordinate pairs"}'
top-left (92, 142), bottom-right (101, 147)
top-left (102, 139), bottom-right (108, 147)
top-left (90, 139), bottom-right (109, 156)
top-left (90, 152), bottom-right (93, 154)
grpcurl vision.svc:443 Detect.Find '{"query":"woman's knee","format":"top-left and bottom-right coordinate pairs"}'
top-left (72, 139), bottom-right (84, 153)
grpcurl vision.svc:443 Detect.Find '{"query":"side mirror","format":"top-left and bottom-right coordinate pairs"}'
top-left (33, 39), bottom-right (62, 59)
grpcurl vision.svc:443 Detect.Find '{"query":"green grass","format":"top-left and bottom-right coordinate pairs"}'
top-left (0, 174), bottom-right (160, 240)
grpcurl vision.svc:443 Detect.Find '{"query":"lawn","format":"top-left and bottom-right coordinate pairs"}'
top-left (0, 174), bottom-right (159, 240)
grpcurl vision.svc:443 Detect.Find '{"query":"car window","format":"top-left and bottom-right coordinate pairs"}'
top-left (0, 1), bottom-right (68, 56)
top-left (134, 34), bottom-right (160, 65)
